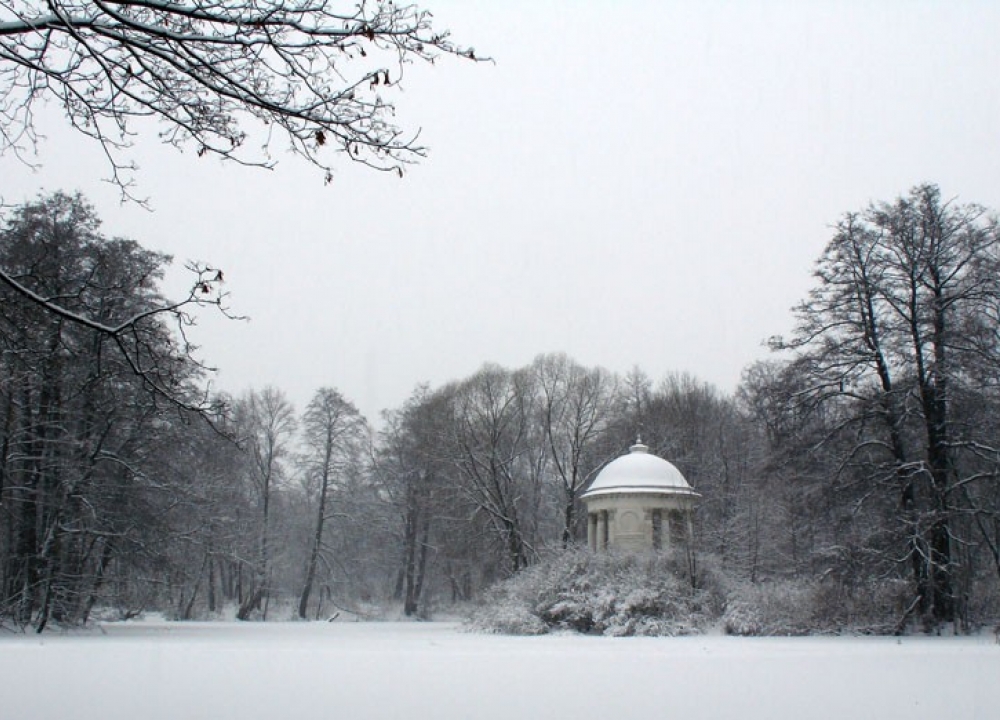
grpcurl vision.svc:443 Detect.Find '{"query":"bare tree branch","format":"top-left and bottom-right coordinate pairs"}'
top-left (1, 0), bottom-right (484, 196)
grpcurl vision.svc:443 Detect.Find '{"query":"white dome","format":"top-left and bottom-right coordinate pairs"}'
top-left (582, 442), bottom-right (695, 498)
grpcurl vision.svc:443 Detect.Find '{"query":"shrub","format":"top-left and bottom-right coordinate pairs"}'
top-left (721, 599), bottom-right (763, 636)
top-left (469, 548), bottom-right (722, 636)
top-left (471, 548), bottom-right (933, 636)
top-left (722, 580), bottom-right (815, 636)
top-left (468, 601), bottom-right (549, 636)
top-left (721, 576), bottom-right (915, 636)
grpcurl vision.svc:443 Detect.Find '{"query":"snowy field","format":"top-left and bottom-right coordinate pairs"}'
top-left (2, 620), bottom-right (998, 720)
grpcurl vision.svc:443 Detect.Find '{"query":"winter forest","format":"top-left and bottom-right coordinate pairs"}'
top-left (4, 2), bottom-right (1000, 718)
top-left (3, 185), bottom-right (1000, 636)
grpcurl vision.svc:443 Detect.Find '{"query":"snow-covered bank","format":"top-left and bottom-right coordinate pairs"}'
top-left (2, 620), bottom-right (997, 720)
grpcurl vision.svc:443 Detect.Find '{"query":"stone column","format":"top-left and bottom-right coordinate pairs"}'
top-left (587, 513), bottom-right (596, 551)
top-left (599, 510), bottom-right (610, 551)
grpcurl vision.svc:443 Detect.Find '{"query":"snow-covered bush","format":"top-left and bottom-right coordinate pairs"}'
top-left (469, 601), bottom-right (549, 635)
top-left (721, 599), bottom-right (763, 636)
top-left (721, 576), bottom-right (914, 636)
top-left (722, 581), bottom-right (815, 636)
top-left (472, 548), bottom-right (935, 637)
top-left (469, 548), bottom-right (723, 636)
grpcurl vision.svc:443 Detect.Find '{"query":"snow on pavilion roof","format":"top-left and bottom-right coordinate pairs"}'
top-left (581, 442), bottom-right (697, 499)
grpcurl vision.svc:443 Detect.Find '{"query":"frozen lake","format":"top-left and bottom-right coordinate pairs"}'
top-left (2, 620), bottom-right (998, 720)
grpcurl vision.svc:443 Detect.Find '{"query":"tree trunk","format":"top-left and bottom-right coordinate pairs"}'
top-left (299, 452), bottom-right (332, 619)
top-left (207, 556), bottom-right (217, 613)
top-left (561, 489), bottom-right (575, 549)
top-left (404, 516), bottom-right (430, 617)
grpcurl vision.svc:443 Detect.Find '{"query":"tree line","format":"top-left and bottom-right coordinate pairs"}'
top-left (2, 186), bottom-right (999, 632)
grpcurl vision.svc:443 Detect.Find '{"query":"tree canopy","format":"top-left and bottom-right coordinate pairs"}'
top-left (1, 0), bottom-right (479, 193)
top-left (768, 184), bottom-right (1000, 629)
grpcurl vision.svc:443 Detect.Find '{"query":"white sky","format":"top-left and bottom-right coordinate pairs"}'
top-left (5, 1), bottom-right (1000, 423)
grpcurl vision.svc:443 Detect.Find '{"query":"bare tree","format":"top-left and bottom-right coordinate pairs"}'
top-left (233, 386), bottom-right (295, 620)
top-left (0, 191), bottom-right (220, 629)
top-left (532, 353), bottom-right (616, 547)
top-left (451, 365), bottom-right (537, 575)
top-left (376, 382), bottom-right (500, 613)
top-left (297, 386), bottom-right (366, 619)
top-left (773, 184), bottom-right (1000, 629)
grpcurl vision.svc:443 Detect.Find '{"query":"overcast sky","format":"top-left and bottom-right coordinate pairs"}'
top-left (5, 1), bottom-right (1000, 423)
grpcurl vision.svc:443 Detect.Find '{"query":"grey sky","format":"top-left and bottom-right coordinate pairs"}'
top-left (5, 1), bottom-right (1000, 422)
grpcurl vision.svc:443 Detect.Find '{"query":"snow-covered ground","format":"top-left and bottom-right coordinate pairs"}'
top-left (2, 620), bottom-right (997, 720)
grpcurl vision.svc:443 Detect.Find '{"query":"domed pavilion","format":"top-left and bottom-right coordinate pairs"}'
top-left (581, 440), bottom-right (699, 553)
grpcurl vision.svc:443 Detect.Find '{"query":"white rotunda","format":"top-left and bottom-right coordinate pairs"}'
top-left (581, 440), bottom-right (699, 553)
